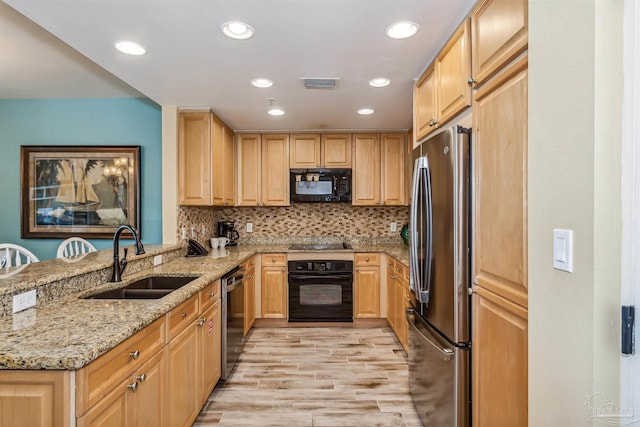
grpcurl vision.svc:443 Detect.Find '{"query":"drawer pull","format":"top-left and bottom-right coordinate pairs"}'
top-left (136, 373), bottom-right (146, 383)
top-left (197, 317), bottom-right (207, 327)
top-left (180, 313), bottom-right (187, 318)
top-left (391, 274), bottom-right (397, 279)
top-left (127, 381), bottom-right (138, 391)
top-left (208, 292), bottom-right (216, 298)
top-left (129, 350), bottom-right (140, 360)
top-left (272, 258), bottom-right (276, 263)
top-left (247, 274), bottom-right (253, 280)
top-left (396, 267), bottom-right (401, 272)
top-left (365, 257), bottom-right (369, 262)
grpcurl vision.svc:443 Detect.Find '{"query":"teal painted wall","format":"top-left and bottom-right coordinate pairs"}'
top-left (0, 98), bottom-right (162, 260)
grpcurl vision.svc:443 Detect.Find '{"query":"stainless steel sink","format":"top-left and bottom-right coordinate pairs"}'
top-left (83, 275), bottom-right (198, 300)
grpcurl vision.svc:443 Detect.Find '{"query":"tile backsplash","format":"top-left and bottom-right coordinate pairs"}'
top-left (177, 204), bottom-right (409, 244)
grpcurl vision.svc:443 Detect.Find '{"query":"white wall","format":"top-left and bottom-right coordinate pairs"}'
top-left (529, 0), bottom-right (623, 424)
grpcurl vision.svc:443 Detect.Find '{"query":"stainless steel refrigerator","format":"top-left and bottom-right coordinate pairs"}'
top-left (408, 124), bottom-right (471, 427)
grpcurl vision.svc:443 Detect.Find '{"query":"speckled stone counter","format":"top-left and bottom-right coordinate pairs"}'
top-left (0, 242), bottom-right (408, 370)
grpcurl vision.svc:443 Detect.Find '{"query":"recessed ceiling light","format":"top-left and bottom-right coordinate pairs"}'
top-left (385, 21), bottom-right (419, 39)
top-left (268, 108), bottom-right (285, 116)
top-left (251, 78), bottom-right (273, 88)
top-left (369, 78), bottom-right (391, 88)
top-left (114, 40), bottom-right (146, 55)
top-left (358, 108), bottom-right (374, 115)
top-left (221, 21), bottom-right (255, 40)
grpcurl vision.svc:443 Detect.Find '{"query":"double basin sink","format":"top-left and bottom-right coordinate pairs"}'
top-left (84, 276), bottom-right (198, 300)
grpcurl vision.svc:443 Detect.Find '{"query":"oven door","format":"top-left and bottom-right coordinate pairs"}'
top-left (288, 272), bottom-right (353, 321)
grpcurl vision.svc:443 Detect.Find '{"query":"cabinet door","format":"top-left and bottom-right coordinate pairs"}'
top-left (198, 299), bottom-right (221, 405)
top-left (352, 134), bottom-right (380, 206)
top-left (396, 277), bottom-right (408, 350)
top-left (244, 266), bottom-right (256, 335)
top-left (0, 371), bottom-right (70, 427)
top-left (472, 287), bottom-right (527, 427)
top-left (322, 134), bottom-right (352, 167)
top-left (354, 266), bottom-right (380, 318)
top-left (223, 125), bottom-right (235, 206)
top-left (414, 65), bottom-right (438, 144)
top-left (386, 264), bottom-right (396, 330)
top-left (290, 134), bottom-right (321, 168)
top-left (178, 112), bottom-right (211, 205)
top-left (211, 115), bottom-right (225, 206)
top-left (76, 383), bottom-right (128, 427)
top-left (473, 57), bottom-right (528, 307)
top-left (261, 266), bottom-right (287, 318)
top-left (261, 134), bottom-right (290, 206)
top-left (237, 134), bottom-right (261, 206)
top-left (471, 0), bottom-right (528, 86)
top-left (167, 324), bottom-right (199, 427)
top-left (437, 18), bottom-right (471, 125)
top-left (132, 349), bottom-right (166, 427)
top-left (380, 133), bottom-right (406, 206)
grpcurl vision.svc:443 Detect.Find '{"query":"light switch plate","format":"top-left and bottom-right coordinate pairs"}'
top-left (553, 229), bottom-right (573, 272)
top-left (153, 255), bottom-right (163, 266)
top-left (246, 222), bottom-right (253, 232)
top-left (390, 222), bottom-right (397, 232)
top-left (13, 289), bottom-right (36, 313)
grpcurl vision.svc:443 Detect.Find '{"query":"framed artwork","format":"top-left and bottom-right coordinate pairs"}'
top-left (20, 146), bottom-right (141, 239)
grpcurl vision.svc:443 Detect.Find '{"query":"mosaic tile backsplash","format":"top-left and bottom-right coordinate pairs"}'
top-left (177, 204), bottom-right (409, 244)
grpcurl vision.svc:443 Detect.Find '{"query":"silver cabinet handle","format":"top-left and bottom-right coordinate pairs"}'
top-left (209, 292), bottom-right (216, 297)
top-left (365, 257), bottom-right (369, 262)
top-left (136, 373), bottom-right (146, 383)
top-left (197, 317), bottom-right (207, 327)
top-left (247, 274), bottom-right (253, 280)
top-left (127, 381), bottom-right (138, 391)
top-left (180, 313), bottom-right (187, 318)
top-left (129, 350), bottom-right (140, 360)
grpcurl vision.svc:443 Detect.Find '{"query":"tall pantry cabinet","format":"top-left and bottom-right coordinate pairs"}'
top-left (470, 0), bottom-right (528, 426)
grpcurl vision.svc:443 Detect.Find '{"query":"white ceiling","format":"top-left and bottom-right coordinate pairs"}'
top-left (1, 0), bottom-right (475, 131)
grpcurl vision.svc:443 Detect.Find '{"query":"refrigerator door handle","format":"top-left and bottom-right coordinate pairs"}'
top-left (410, 156), bottom-right (433, 306)
top-left (407, 309), bottom-right (454, 362)
top-left (409, 157), bottom-right (422, 296)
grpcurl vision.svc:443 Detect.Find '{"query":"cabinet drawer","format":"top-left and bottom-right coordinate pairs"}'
top-left (168, 294), bottom-right (199, 340)
top-left (75, 316), bottom-right (165, 416)
top-left (355, 253), bottom-right (380, 266)
top-left (262, 253), bottom-right (286, 267)
top-left (199, 280), bottom-right (221, 311)
top-left (241, 256), bottom-right (256, 270)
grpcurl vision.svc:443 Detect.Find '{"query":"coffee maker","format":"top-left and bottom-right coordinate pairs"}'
top-left (217, 221), bottom-right (239, 246)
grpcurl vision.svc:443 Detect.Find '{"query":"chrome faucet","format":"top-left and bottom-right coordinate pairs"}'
top-left (110, 225), bottom-right (145, 282)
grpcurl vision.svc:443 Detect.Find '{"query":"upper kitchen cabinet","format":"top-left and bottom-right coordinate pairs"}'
top-left (414, 19), bottom-right (471, 146)
top-left (471, 0), bottom-right (528, 87)
top-left (178, 112), bottom-right (211, 205)
top-left (237, 134), bottom-right (290, 206)
top-left (352, 133), bottom-right (406, 206)
top-left (290, 133), bottom-right (352, 168)
top-left (178, 111), bottom-right (235, 206)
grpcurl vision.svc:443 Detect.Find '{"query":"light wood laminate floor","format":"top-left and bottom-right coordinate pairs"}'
top-left (193, 327), bottom-right (421, 427)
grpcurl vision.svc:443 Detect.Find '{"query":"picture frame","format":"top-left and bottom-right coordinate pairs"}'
top-left (20, 146), bottom-right (141, 239)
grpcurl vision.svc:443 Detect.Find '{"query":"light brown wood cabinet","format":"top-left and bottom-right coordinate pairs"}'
top-left (178, 111), bottom-right (235, 207)
top-left (471, 0), bottom-right (528, 86)
top-left (243, 256), bottom-right (256, 335)
top-left (261, 254), bottom-right (287, 318)
top-left (414, 19), bottom-right (471, 145)
top-left (472, 286), bottom-right (528, 427)
top-left (237, 134), bottom-right (290, 206)
top-left (471, 21), bottom-right (528, 425)
top-left (0, 371), bottom-right (71, 427)
top-left (290, 133), bottom-right (352, 168)
top-left (354, 253), bottom-right (380, 318)
top-left (385, 257), bottom-right (410, 351)
top-left (352, 133), bottom-right (406, 206)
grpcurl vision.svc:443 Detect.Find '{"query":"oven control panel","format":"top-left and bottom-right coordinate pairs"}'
top-left (289, 260), bottom-right (352, 273)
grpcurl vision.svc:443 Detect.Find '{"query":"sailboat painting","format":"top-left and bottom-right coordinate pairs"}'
top-left (20, 146), bottom-right (141, 239)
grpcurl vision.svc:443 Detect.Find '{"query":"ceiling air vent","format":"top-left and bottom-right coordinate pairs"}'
top-left (301, 78), bottom-right (340, 90)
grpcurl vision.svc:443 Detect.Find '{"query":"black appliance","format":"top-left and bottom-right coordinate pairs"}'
top-left (221, 265), bottom-right (245, 380)
top-left (408, 125), bottom-right (472, 426)
top-left (290, 168), bottom-right (351, 202)
top-left (218, 221), bottom-right (239, 246)
top-left (288, 259), bottom-right (353, 322)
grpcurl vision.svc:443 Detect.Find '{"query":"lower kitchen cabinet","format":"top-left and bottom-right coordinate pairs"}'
top-left (386, 257), bottom-right (410, 351)
top-left (472, 286), bottom-right (528, 427)
top-left (198, 299), bottom-right (222, 405)
top-left (261, 254), bottom-right (287, 318)
top-left (0, 370), bottom-right (71, 427)
top-left (243, 256), bottom-right (257, 334)
top-left (354, 253), bottom-right (380, 318)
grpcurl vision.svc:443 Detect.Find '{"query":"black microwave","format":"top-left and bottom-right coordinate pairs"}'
top-left (290, 169), bottom-right (351, 202)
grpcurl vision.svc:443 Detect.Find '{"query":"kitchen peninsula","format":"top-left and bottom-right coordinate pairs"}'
top-left (0, 240), bottom-right (408, 427)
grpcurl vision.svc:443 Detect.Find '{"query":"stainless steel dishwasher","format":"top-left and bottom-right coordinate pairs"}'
top-left (221, 265), bottom-right (245, 380)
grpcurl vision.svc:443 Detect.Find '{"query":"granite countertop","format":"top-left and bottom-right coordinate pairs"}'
top-left (0, 242), bottom-right (408, 371)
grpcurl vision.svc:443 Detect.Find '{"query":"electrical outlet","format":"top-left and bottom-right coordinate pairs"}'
top-left (153, 255), bottom-right (163, 266)
top-left (390, 222), bottom-right (397, 232)
top-left (13, 290), bottom-right (36, 313)
top-left (247, 222), bottom-right (253, 233)
top-left (191, 226), bottom-right (195, 238)
top-left (181, 227), bottom-right (187, 240)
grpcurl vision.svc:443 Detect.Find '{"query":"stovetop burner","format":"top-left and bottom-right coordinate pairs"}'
top-left (288, 242), bottom-right (352, 251)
